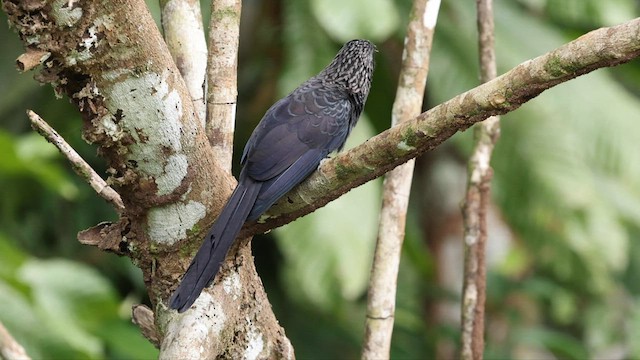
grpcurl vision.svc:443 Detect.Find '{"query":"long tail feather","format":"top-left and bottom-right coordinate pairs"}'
top-left (169, 176), bottom-right (262, 312)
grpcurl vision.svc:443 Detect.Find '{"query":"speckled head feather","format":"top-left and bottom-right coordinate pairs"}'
top-left (319, 39), bottom-right (376, 99)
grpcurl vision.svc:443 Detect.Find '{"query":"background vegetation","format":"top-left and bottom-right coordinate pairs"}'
top-left (1, 0), bottom-right (639, 358)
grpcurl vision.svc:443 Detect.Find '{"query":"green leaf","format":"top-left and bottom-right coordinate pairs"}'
top-left (0, 234), bottom-right (27, 280)
top-left (18, 259), bottom-right (118, 358)
top-left (629, 300), bottom-right (640, 359)
top-left (0, 280), bottom-right (43, 359)
top-left (515, 327), bottom-right (589, 360)
top-left (15, 132), bottom-right (59, 160)
top-left (96, 319), bottom-right (159, 359)
top-left (0, 256), bottom-right (158, 359)
top-left (310, 0), bottom-right (400, 42)
top-left (0, 130), bottom-right (27, 174)
top-left (518, 0), bottom-right (638, 28)
top-left (279, 0), bottom-right (336, 96)
top-left (18, 133), bottom-right (80, 199)
top-left (0, 130), bottom-right (79, 199)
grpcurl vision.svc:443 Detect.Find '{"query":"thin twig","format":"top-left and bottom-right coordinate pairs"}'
top-left (361, 0), bottom-right (440, 359)
top-left (27, 110), bottom-right (125, 212)
top-left (0, 320), bottom-right (30, 360)
top-left (460, 1), bottom-right (500, 359)
top-left (206, 0), bottom-right (242, 171)
top-left (160, 0), bottom-right (208, 125)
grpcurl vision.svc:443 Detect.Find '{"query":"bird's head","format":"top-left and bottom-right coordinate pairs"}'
top-left (321, 39), bottom-right (376, 97)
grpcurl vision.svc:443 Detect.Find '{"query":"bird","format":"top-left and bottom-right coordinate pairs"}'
top-left (169, 39), bottom-right (376, 313)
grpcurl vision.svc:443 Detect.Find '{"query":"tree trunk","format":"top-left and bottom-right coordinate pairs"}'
top-left (1, 0), bottom-right (292, 357)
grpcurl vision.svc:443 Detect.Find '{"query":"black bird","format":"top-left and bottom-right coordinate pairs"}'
top-left (170, 39), bottom-right (376, 312)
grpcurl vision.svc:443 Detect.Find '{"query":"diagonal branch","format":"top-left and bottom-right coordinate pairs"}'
top-left (27, 110), bottom-right (125, 212)
top-left (244, 17), bottom-right (640, 236)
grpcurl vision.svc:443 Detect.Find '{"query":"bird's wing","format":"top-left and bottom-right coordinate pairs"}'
top-left (240, 85), bottom-right (353, 219)
top-left (247, 148), bottom-right (327, 220)
top-left (242, 85), bottom-right (352, 182)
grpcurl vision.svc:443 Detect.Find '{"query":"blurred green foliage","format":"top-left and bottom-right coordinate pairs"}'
top-left (1, 0), bottom-right (639, 359)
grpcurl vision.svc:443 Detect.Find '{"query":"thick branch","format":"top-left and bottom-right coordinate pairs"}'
top-left (244, 17), bottom-right (640, 236)
top-left (460, 1), bottom-right (499, 359)
top-left (362, 0), bottom-right (439, 358)
top-left (206, 0), bottom-right (242, 171)
top-left (158, 242), bottom-right (294, 359)
top-left (161, 0), bottom-right (208, 125)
